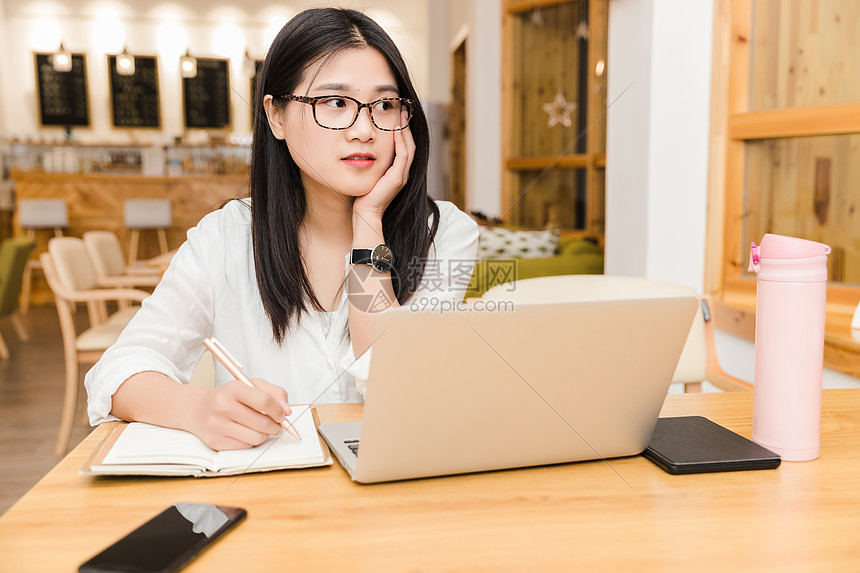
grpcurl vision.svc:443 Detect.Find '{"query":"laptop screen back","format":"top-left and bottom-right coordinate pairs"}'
top-left (352, 296), bottom-right (698, 483)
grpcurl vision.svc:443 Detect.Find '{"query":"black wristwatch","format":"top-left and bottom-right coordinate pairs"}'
top-left (350, 244), bottom-right (394, 273)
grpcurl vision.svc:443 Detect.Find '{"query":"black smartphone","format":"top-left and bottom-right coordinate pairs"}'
top-left (79, 503), bottom-right (247, 573)
top-left (644, 416), bottom-right (781, 474)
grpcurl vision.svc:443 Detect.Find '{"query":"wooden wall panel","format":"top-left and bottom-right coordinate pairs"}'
top-left (585, 0), bottom-right (607, 235)
top-left (512, 168), bottom-right (582, 229)
top-left (721, 0), bottom-right (752, 281)
top-left (704, 0), bottom-right (734, 296)
top-left (712, 1), bottom-right (860, 375)
top-left (745, 134), bottom-right (860, 283)
top-left (750, 0), bottom-right (860, 111)
top-left (513, 2), bottom-right (583, 158)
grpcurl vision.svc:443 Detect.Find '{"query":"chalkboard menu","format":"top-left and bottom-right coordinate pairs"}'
top-left (34, 53), bottom-right (90, 127)
top-left (108, 55), bottom-right (161, 128)
top-left (182, 58), bottom-right (230, 129)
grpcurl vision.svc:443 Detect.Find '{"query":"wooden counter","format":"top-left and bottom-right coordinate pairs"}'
top-left (11, 171), bottom-right (248, 304)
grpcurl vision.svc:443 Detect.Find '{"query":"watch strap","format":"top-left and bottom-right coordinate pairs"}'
top-left (349, 248), bottom-right (373, 265)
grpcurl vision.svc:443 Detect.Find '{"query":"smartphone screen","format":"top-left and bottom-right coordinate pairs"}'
top-left (79, 503), bottom-right (247, 573)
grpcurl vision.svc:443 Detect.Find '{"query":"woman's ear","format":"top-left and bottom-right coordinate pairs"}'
top-left (262, 95), bottom-right (286, 140)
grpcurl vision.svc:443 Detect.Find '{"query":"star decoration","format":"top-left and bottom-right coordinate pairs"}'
top-left (576, 21), bottom-right (590, 40)
top-left (543, 91), bottom-right (577, 128)
top-left (529, 9), bottom-right (544, 27)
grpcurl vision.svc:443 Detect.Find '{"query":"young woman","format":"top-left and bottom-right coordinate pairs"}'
top-left (85, 8), bottom-right (478, 451)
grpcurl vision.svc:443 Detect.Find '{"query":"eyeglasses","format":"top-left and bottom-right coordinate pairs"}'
top-left (284, 94), bottom-right (413, 132)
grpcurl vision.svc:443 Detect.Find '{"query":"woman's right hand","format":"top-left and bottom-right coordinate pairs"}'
top-left (189, 379), bottom-right (292, 451)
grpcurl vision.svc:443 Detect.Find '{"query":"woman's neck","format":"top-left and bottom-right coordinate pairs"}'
top-left (301, 181), bottom-right (355, 245)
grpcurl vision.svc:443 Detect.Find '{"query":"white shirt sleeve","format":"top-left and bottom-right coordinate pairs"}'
top-left (84, 205), bottom-right (232, 425)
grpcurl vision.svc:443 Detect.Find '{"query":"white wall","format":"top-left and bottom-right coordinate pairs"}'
top-left (426, 0), bottom-right (449, 201)
top-left (466, 0), bottom-right (502, 217)
top-left (0, 0), bottom-right (7, 135)
top-left (646, 0), bottom-right (712, 291)
top-left (445, 0), bottom-right (502, 217)
top-left (0, 0), bottom-right (8, 208)
top-left (605, 0), bottom-right (710, 294)
top-left (0, 0), bottom-right (428, 144)
top-left (604, 0), bottom-right (653, 280)
top-left (427, 1), bottom-right (450, 104)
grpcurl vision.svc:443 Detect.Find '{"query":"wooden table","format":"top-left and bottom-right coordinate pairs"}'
top-left (2, 390), bottom-right (859, 571)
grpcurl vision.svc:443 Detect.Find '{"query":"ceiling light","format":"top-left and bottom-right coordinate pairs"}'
top-left (116, 46), bottom-right (135, 76)
top-left (180, 49), bottom-right (197, 79)
top-left (53, 42), bottom-right (72, 72)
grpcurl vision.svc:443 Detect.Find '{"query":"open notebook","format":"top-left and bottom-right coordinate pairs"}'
top-left (81, 405), bottom-right (332, 477)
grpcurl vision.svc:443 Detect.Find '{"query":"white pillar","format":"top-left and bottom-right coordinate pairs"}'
top-left (465, 0), bottom-right (502, 217)
top-left (605, 0), bottom-right (713, 293)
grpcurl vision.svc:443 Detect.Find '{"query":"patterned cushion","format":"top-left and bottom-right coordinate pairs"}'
top-left (477, 227), bottom-right (560, 259)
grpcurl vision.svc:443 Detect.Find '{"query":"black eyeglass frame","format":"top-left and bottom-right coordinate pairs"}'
top-left (283, 94), bottom-right (414, 132)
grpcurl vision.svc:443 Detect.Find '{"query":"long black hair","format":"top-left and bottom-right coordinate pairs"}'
top-left (250, 8), bottom-right (439, 343)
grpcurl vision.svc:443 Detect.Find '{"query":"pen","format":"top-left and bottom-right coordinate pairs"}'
top-left (202, 337), bottom-right (301, 440)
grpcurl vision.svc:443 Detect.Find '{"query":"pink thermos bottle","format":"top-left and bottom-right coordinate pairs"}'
top-left (748, 234), bottom-right (830, 461)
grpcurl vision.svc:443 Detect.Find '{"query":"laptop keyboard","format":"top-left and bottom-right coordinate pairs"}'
top-left (345, 439), bottom-right (359, 456)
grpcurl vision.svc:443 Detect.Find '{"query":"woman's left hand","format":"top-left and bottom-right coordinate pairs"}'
top-left (353, 110), bottom-right (415, 219)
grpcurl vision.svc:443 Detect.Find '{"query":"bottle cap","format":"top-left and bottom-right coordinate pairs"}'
top-left (758, 233), bottom-right (831, 259)
top-left (749, 234), bottom-right (831, 282)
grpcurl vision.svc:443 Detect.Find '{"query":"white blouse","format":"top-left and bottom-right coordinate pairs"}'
top-left (85, 199), bottom-right (479, 425)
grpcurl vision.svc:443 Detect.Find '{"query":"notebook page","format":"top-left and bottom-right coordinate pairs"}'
top-left (101, 423), bottom-right (217, 470)
top-left (215, 405), bottom-right (325, 472)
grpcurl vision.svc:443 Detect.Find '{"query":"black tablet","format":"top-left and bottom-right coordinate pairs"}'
top-left (644, 416), bottom-right (781, 475)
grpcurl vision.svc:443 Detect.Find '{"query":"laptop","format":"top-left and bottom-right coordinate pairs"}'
top-left (319, 295), bottom-right (698, 483)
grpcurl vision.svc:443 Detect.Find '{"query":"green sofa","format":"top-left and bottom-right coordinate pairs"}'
top-left (464, 235), bottom-right (604, 299)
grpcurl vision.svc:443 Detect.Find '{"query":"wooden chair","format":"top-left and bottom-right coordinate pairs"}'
top-left (41, 237), bottom-right (151, 455)
top-left (83, 231), bottom-right (162, 316)
top-left (83, 230), bottom-right (162, 287)
top-left (480, 274), bottom-right (752, 392)
top-left (124, 200), bottom-right (171, 264)
top-left (0, 238), bottom-right (35, 359)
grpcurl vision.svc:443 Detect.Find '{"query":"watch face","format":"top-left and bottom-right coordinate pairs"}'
top-left (371, 244), bottom-right (394, 273)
